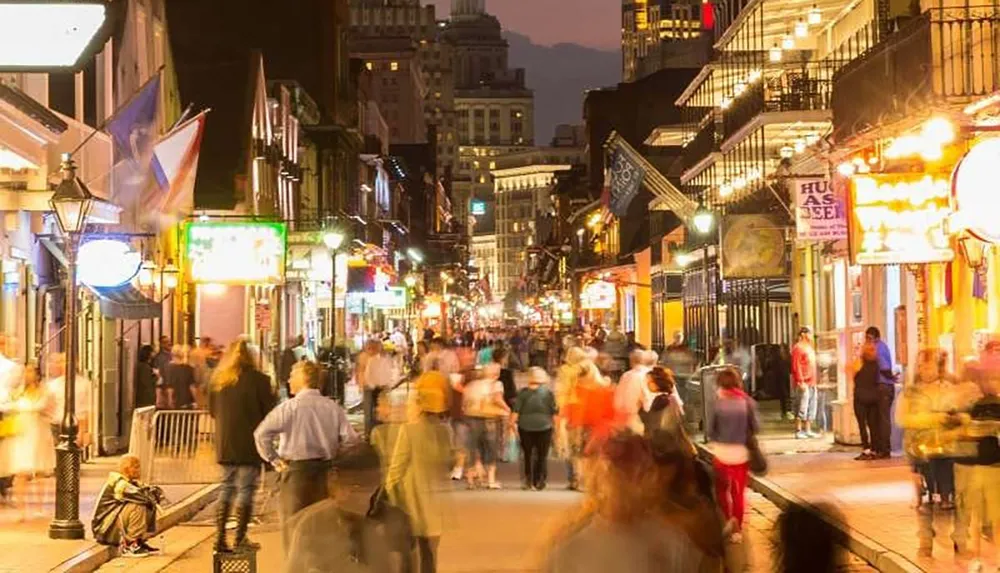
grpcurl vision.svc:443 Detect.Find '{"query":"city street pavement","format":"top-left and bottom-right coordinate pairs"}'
top-left (98, 455), bottom-right (871, 573)
top-left (0, 456), bottom-right (203, 573)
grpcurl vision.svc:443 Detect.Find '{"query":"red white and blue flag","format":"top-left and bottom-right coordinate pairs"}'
top-left (146, 110), bottom-right (207, 220)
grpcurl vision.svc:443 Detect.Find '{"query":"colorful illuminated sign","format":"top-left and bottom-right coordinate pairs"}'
top-left (346, 286), bottom-right (407, 312)
top-left (470, 200), bottom-right (486, 216)
top-left (849, 175), bottom-right (954, 265)
top-left (952, 138), bottom-right (1000, 244)
top-left (185, 222), bottom-right (287, 284)
top-left (77, 239), bottom-right (142, 287)
top-left (792, 178), bottom-right (847, 240)
top-left (580, 280), bottom-right (616, 310)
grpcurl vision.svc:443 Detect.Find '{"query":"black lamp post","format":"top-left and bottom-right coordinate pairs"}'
top-left (323, 230), bottom-right (345, 400)
top-left (48, 153), bottom-right (94, 540)
top-left (692, 199), bottom-right (716, 365)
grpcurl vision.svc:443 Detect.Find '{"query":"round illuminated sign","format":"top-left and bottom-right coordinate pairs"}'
top-left (952, 138), bottom-right (1000, 243)
top-left (76, 239), bottom-right (142, 287)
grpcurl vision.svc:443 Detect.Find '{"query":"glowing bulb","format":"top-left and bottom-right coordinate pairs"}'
top-left (795, 19), bottom-right (808, 38)
top-left (782, 34), bottom-right (795, 50)
top-left (769, 45), bottom-right (783, 62)
top-left (808, 5), bottom-right (822, 25)
top-left (733, 175), bottom-right (747, 189)
top-left (805, 134), bottom-right (820, 146)
top-left (734, 81), bottom-right (746, 96)
top-left (920, 144), bottom-right (943, 161)
top-left (748, 69), bottom-right (762, 82)
top-left (837, 162), bottom-right (856, 177)
top-left (922, 116), bottom-right (954, 144)
top-left (720, 182), bottom-right (734, 196)
top-left (779, 145), bottom-right (794, 159)
top-left (794, 139), bottom-right (806, 154)
top-left (721, 97), bottom-right (732, 109)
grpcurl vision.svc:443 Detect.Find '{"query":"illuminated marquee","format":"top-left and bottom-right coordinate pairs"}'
top-left (849, 175), bottom-right (954, 265)
top-left (952, 138), bottom-right (1000, 244)
top-left (185, 222), bottom-right (287, 284)
top-left (77, 239), bottom-right (142, 287)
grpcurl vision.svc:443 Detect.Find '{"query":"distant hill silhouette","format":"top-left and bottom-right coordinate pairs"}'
top-left (504, 31), bottom-right (621, 145)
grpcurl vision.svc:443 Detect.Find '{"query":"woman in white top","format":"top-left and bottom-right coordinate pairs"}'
top-left (10, 365), bottom-right (55, 520)
top-left (462, 363), bottom-right (510, 489)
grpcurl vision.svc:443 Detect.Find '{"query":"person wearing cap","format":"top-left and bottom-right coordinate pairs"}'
top-left (512, 367), bottom-right (559, 491)
top-left (791, 326), bottom-right (819, 439)
top-left (383, 366), bottom-right (452, 573)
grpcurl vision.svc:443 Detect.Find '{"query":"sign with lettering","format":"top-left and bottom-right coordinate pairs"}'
top-left (792, 178), bottom-right (847, 240)
top-left (185, 222), bottom-right (287, 284)
top-left (849, 175), bottom-right (954, 265)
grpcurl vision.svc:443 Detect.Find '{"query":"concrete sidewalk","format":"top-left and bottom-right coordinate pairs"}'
top-left (700, 441), bottom-right (1000, 573)
top-left (0, 456), bottom-right (217, 572)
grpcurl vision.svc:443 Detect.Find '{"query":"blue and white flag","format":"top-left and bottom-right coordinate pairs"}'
top-left (106, 73), bottom-right (161, 210)
top-left (609, 147), bottom-right (645, 218)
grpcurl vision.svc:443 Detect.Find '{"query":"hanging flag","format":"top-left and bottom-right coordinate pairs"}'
top-left (974, 258), bottom-right (989, 300)
top-left (608, 147), bottom-right (645, 218)
top-left (145, 111), bottom-right (207, 220)
top-left (106, 73), bottom-right (161, 209)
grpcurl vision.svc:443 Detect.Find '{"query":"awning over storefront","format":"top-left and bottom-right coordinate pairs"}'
top-left (87, 285), bottom-right (161, 320)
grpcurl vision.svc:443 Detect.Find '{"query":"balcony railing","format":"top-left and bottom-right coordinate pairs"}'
top-left (833, 6), bottom-right (1000, 140)
top-left (723, 67), bottom-right (833, 139)
top-left (681, 120), bottom-right (718, 171)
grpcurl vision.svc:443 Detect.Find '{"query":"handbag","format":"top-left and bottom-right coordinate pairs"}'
top-left (745, 399), bottom-right (768, 476)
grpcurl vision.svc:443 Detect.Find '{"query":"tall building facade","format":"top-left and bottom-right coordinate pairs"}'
top-left (491, 144), bottom-right (584, 300)
top-left (444, 1), bottom-right (534, 237)
top-left (349, 37), bottom-right (427, 144)
top-left (622, 0), bottom-right (708, 82)
top-left (348, 0), bottom-right (457, 175)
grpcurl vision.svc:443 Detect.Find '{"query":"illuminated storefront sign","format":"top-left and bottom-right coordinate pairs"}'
top-left (580, 280), bottom-right (616, 310)
top-left (346, 286), bottom-right (407, 312)
top-left (952, 138), bottom-right (1000, 243)
top-left (186, 222), bottom-right (287, 284)
top-left (77, 239), bottom-right (142, 287)
top-left (849, 175), bottom-right (954, 265)
top-left (470, 200), bottom-right (486, 216)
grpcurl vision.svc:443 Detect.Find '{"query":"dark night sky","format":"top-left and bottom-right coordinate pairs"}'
top-left (429, 0), bottom-right (621, 51)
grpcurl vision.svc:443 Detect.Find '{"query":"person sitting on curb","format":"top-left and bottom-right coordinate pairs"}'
top-left (91, 454), bottom-right (165, 558)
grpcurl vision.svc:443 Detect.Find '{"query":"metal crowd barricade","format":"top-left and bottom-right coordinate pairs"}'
top-left (129, 409), bottom-right (218, 484)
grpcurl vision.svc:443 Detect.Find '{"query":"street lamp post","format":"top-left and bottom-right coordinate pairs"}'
top-left (324, 230), bottom-right (345, 400)
top-left (692, 200), bottom-right (716, 364)
top-left (48, 154), bottom-right (95, 540)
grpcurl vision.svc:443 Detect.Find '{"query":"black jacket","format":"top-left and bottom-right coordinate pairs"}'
top-left (135, 362), bottom-right (157, 408)
top-left (854, 360), bottom-right (880, 404)
top-left (209, 369), bottom-right (276, 465)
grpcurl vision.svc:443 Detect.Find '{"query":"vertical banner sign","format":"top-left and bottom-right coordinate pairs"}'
top-left (792, 178), bottom-right (847, 240)
top-left (609, 148), bottom-right (645, 217)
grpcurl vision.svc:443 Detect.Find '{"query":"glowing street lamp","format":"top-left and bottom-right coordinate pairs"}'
top-left (692, 201), bottom-right (715, 236)
top-left (324, 228), bottom-right (347, 368)
top-left (0, 0), bottom-right (114, 71)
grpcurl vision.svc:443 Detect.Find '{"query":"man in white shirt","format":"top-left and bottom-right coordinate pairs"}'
top-left (363, 343), bottom-right (398, 438)
top-left (615, 350), bottom-right (651, 434)
top-left (254, 360), bottom-right (357, 553)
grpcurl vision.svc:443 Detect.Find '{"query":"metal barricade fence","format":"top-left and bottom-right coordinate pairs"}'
top-left (129, 409), bottom-right (218, 484)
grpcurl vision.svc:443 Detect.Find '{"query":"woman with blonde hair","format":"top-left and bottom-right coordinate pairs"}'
top-left (544, 432), bottom-right (723, 572)
top-left (10, 364), bottom-right (55, 521)
top-left (208, 339), bottom-right (276, 552)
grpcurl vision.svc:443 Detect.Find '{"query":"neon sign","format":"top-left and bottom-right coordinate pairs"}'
top-left (952, 138), bottom-right (1000, 244)
top-left (77, 239), bottom-right (142, 288)
top-left (850, 175), bottom-right (954, 265)
top-left (185, 222), bottom-right (287, 284)
top-left (580, 280), bottom-right (616, 310)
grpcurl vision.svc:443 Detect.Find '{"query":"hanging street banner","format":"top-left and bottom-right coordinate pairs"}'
top-left (720, 214), bottom-right (789, 279)
top-left (608, 148), bottom-right (645, 218)
top-left (792, 178), bottom-right (848, 240)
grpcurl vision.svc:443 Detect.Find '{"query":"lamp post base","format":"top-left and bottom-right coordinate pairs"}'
top-left (49, 439), bottom-right (84, 540)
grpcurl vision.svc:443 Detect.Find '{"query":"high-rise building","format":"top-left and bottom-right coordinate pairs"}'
top-left (622, 0), bottom-right (708, 82)
top-left (444, 0), bottom-right (534, 237)
top-left (349, 37), bottom-right (427, 144)
top-left (349, 0), bottom-right (457, 176)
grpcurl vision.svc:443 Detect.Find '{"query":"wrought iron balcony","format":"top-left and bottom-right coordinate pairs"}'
top-left (722, 68), bottom-right (833, 140)
top-left (681, 120), bottom-right (719, 171)
top-left (833, 6), bottom-right (1000, 140)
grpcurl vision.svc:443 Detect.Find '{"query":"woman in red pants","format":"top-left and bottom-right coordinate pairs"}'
top-left (710, 367), bottom-right (760, 543)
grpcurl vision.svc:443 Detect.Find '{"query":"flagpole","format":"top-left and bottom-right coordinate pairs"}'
top-left (68, 67), bottom-right (165, 157)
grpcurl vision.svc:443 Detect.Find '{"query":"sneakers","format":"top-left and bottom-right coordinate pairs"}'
top-left (120, 541), bottom-right (155, 558)
top-left (854, 451), bottom-right (874, 461)
top-left (449, 468), bottom-right (463, 481)
top-left (794, 431), bottom-right (809, 439)
top-left (487, 481), bottom-right (502, 490)
top-left (806, 431), bottom-right (821, 438)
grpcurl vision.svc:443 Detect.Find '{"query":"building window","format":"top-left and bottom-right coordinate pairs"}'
top-left (390, 61), bottom-right (399, 71)
top-left (366, 61), bottom-right (373, 71)
top-left (434, 91), bottom-right (441, 99)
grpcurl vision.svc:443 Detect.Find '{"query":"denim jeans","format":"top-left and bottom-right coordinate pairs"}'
top-left (219, 464), bottom-right (260, 512)
top-left (796, 385), bottom-right (818, 422)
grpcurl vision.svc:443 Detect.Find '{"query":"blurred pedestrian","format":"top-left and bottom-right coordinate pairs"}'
top-left (866, 326), bottom-right (897, 459)
top-left (773, 504), bottom-right (848, 573)
top-left (152, 336), bottom-right (171, 375)
top-left (9, 364), bottom-right (54, 520)
top-left (364, 342), bottom-right (398, 439)
top-left (493, 346), bottom-right (517, 410)
top-left (710, 367), bottom-right (760, 543)
top-left (512, 367), bottom-right (557, 491)
top-left (463, 363), bottom-right (509, 489)
top-left (134, 345), bottom-right (158, 410)
top-left (614, 349), bottom-right (649, 434)
top-left (357, 339), bottom-right (382, 437)
top-left (853, 341), bottom-right (881, 460)
top-left (254, 360), bottom-right (359, 553)
top-left (163, 345), bottom-right (198, 409)
top-left (209, 339), bottom-right (276, 552)
top-left (544, 432), bottom-right (724, 573)
top-left (382, 366), bottom-right (452, 573)
top-left (791, 327), bottom-right (819, 439)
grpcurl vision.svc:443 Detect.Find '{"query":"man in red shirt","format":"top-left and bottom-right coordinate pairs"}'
top-left (790, 327), bottom-right (819, 439)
